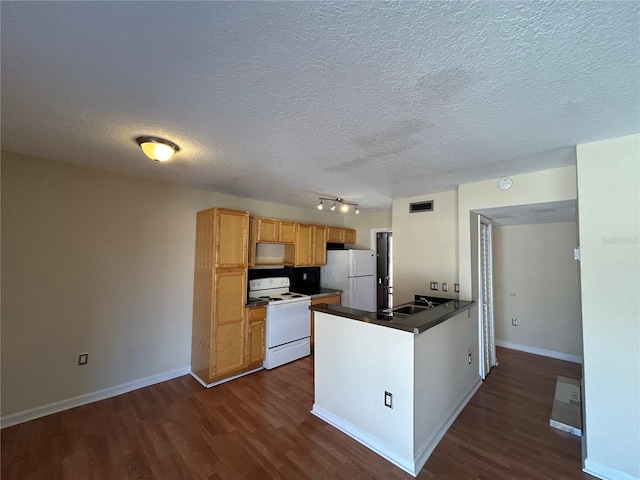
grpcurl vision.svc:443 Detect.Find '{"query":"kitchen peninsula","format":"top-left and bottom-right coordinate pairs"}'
top-left (310, 300), bottom-right (480, 477)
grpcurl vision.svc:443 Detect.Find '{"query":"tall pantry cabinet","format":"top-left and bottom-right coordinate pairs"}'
top-left (191, 207), bottom-right (250, 385)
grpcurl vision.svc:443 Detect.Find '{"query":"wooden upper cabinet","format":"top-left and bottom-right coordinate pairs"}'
top-left (247, 217), bottom-right (257, 268)
top-left (326, 227), bottom-right (357, 244)
top-left (343, 228), bottom-right (356, 244)
top-left (312, 225), bottom-right (327, 266)
top-left (278, 221), bottom-right (296, 243)
top-left (285, 223), bottom-right (313, 266)
top-left (215, 209), bottom-right (249, 268)
top-left (256, 218), bottom-right (278, 242)
top-left (326, 226), bottom-right (345, 243)
top-left (255, 218), bottom-right (295, 244)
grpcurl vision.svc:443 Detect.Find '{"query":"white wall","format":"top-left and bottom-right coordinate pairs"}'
top-left (576, 134), bottom-right (640, 480)
top-left (493, 222), bottom-right (583, 362)
top-left (313, 312), bottom-right (416, 467)
top-left (458, 166), bottom-right (578, 300)
top-left (313, 306), bottom-right (480, 476)
top-left (0, 151), bottom-right (383, 419)
top-left (414, 305), bottom-right (479, 461)
top-left (392, 190), bottom-right (458, 305)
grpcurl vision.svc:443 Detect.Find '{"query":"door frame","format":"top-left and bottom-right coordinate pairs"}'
top-left (477, 214), bottom-right (497, 379)
top-left (370, 228), bottom-right (392, 308)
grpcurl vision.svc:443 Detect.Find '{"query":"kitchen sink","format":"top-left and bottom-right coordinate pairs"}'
top-left (392, 305), bottom-right (429, 315)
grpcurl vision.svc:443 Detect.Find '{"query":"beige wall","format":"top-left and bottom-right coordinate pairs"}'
top-left (345, 210), bottom-right (392, 250)
top-left (459, 166), bottom-right (577, 300)
top-left (391, 167), bottom-right (577, 307)
top-left (493, 222), bottom-right (583, 361)
top-left (0, 151), bottom-right (381, 418)
top-left (392, 190), bottom-right (458, 305)
top-left (576, 134), bottom-right (639, 479)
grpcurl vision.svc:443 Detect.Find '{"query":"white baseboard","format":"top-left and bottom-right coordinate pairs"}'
top-left (495, 340), bottom-right (583, 364)
top-left (1, 366), bottom-right (191, 429)
top-left (311, 377), bottom-right (482, 477)
top-left (311, 404), bottom-right (416, 476)
top-left (584, 458), bottom-right (640, 480)
top-left (413, 377), bottom-right (483, 473)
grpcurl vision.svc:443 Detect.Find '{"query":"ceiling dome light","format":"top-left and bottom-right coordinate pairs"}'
top-left (340, 203), bottom-right (349, 213)
top-left (136, 136), bottom-right (180, 162)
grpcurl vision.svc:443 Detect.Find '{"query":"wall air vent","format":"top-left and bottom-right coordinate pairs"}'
top-left (409, 200), bottom-right (434, 213)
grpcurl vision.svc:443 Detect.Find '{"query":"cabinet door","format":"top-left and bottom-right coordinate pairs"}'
top-left (212, 269), bottom-right (247, 378)
top-left (326, 227), bottom-right (345, 243)
top-left (256, 218), bottom-right (278, 242)
top-left (278, 221), bottom-right (296, 244)
top-left (344, 228), bottom-right (356, 244)
top-left (312, 225), bottom-right (327, 266)
top-left (247, 217), bottom-right (257, 267)
top-left (215, 209), bottom-right (249, 268)
top-left (296, 224), bottom-right (313, 266)
top-left (245, 306), bottom-right (266, 368)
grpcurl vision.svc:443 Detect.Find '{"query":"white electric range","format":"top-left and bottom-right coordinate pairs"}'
top-left (248, 277), bottom-right (311, 369)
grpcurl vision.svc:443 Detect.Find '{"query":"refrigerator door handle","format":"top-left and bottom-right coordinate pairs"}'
top-left (352, 277), bottom-right (357, 300)
top-left (352, 255), bottom-right (357, 277)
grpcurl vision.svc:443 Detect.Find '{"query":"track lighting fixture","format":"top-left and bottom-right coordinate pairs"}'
top-left (317, 197), bottom-right (360, 214)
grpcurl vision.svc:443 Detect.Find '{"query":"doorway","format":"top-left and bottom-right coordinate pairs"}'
top-left (375, 231), bottom-right (393, 310)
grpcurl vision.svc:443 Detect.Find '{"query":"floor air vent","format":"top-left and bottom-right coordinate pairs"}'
top-left (409, 200), bottom-right (434, 213)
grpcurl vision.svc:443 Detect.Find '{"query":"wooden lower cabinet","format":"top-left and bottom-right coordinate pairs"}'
top-left (310, 293), bottom-right (341, 349)
top-left (209, 269), bottom-right (247, 382)
top-left (245, 306), bottom-right (266, 370)
top-left (213, 320), bottom-right (244, 377)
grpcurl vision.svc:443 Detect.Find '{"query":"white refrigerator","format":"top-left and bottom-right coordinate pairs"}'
top-left (320, 249), bottom-right (376, 311)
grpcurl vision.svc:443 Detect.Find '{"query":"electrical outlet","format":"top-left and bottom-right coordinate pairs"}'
top-left (468, 349), bottom-right (472, 365)
top-left (430, 282), bottom-right (439, 291)
top-left (442, 282), bottom-right (449, 292)
top-left (511, 318), bottom-right (518, 327)
top-left (384, 391), bottom-right (393, 408)
top-left (454, 283), bottom-right (460, 293)
top-left (78, 353), bottom-right (88, 365)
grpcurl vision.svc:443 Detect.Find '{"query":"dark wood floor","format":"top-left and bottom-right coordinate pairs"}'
top-left (2, 347), bottom-right (595, 479)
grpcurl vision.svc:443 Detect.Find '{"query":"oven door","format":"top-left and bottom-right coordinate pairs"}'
top-left (266, 300), bottom-right (311, 348)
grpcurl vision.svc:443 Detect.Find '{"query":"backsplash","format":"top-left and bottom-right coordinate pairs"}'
top-left (248, 266), bottom-right (321, 294)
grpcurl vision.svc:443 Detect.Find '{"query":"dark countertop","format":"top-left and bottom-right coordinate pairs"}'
top-left (309, 288), bottom-right (342, 299)
top-left (309, 299), bottom-right (476, 334)
top-left (246, 298), bottom-right (269, 308)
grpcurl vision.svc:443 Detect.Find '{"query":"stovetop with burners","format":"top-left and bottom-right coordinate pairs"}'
top-left (249, 277), bottom-right (311, 306)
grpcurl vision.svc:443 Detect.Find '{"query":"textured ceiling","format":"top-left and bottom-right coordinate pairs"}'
top-left (2, 1), bottom-right (639, 213)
